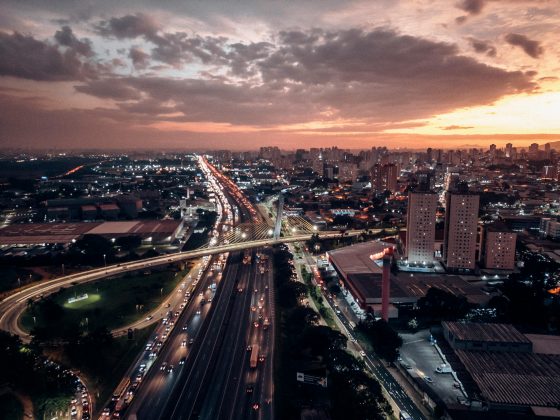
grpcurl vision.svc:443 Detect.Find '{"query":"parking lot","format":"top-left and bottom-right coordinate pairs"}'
top-left (399, 329), bottom-right (465, 405)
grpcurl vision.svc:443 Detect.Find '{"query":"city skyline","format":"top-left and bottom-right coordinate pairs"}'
top-left (1, 0), bottom-right (560, 150)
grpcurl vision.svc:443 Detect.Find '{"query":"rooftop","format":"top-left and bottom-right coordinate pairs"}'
top-left (443, 322), bottom-right (530, 344)
top-left (456, 350), bottom-right (560, 407)
top-left (327, 240), bottom-right (389, 276)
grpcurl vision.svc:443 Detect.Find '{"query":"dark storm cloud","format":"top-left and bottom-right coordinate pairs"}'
top-left (505, 33), bottom-right (544, 58)
top-left (74, 79), bottom-right (142, 100)
top-left (467, 37), bottom-right (497, 57)
top-left (129, 47), bottom-right (150, 69)
top-left (456, 0), bottom-right (486, 15)
top-left (73, 28), bottom-right (536, 127)
top-left (54, 25), bottom-right (93, 57)
top-left (0, 30), bottom-right (98, 81)
top-left (95, 13), bottom-right (160, 40)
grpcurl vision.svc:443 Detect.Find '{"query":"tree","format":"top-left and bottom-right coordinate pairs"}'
top-left (116, 235), bottom-right (141, 250)
top-left (357, 317), bottom-right (403, 362)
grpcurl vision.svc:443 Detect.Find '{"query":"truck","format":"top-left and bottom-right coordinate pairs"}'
top-left (263, 317), bottom-right (270, 330)
top-left (435, 363), bottom-right (453, 374)
top-left (250, 344), bottom-right (259, 368)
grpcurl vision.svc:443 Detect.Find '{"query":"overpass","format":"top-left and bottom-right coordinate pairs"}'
top-left (0, 229), bottom-right (367, 341)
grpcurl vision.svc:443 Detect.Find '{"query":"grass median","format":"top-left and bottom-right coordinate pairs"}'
top-left (21, 264), bottom-right (191, 333)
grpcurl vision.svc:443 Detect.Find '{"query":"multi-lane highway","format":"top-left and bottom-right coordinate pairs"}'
top-left (162, 249), bottom-right (274, 420)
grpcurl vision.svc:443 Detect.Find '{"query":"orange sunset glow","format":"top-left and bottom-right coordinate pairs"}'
top-left (0, 0), bottom-right (559, 150)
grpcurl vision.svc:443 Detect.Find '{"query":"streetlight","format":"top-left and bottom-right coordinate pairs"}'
top-left (103, 254), bottom-right (106, 267)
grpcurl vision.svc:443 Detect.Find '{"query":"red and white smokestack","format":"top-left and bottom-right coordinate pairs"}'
top-left (381, 247), bottom-right (394, 322)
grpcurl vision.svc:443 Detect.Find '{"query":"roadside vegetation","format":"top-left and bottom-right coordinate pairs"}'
top-left (273, 245), bottom-right (391, 420)
top-left (0, 331), bottom-right (76, 420)
top-left (21, 265), bottom-right (190, 413)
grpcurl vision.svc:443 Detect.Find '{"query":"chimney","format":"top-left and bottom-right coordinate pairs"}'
top-left (381, 247), bottom-right (393, 321)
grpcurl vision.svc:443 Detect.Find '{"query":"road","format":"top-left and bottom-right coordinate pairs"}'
top-left (122, 253), bottom-right (226, 419)
top-left (0, 230), bottom-right (365, 342)
top-left (162, 249), bottom-right (274, 420)
top-left (294, 249), bottom-right (426, 420)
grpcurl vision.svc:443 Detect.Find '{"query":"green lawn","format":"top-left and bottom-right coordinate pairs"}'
top-left (21, 266), bottom-right (190, 332)
top-left (0, 393), bottom-right (23, 420)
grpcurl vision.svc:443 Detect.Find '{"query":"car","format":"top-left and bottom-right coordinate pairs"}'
top-left (251, 306), bottom-right (256, 312)
top-left (453, 382), bottom-right (461, 389)
top-left (181, 340), bottom-right (187, 347)
top-left (254, 289), bottom-right (258, 293)
top-left (102, 408), bottom-right (111, 417)
top-left (161, 362), bottom-right (168, 371)
top-left (238, 287), bottom-right (243, 293)
top-left (246, 345), bottom-right (252, 351)
top-left (139, 364), bottom-right (146, 372)
top-left (167, 364), bottom-right (174, 373)
top-left (246, 386), bottom-right (254, 394)
top-left (146, 315), bottom-right (153, 321)
top-left (182, 324), bottom-right (188, 331)
top-left (162, 333), bottom-right (167, 340)
top-left (424, 376), bottom-right (433, 384)
top-left (252, 403), bottom-right (260, 411)
top-left (189, 338), bottom-right (194, 344)
top-left (359, 350), bottom-right (366, 357)
top-left (196, 309), bottom-right (201, 315)
top-left (253, 321), bottom-right (260, 328)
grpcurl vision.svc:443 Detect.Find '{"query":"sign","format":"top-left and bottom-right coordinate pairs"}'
top-left (296, 372), bottom-right (328, 388)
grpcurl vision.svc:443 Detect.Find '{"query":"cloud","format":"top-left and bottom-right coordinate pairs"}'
top-left (72, 28), bottom-right (536, 128)
top-left (505, 33), bottom-right (544, 58)
top-left (0, 30), bottom-right (98, 81)
top-left (441, 125), bottom-right (474, 130)
top-left (54, 25), bottom-right (93, 57)
top-left (129, 47), bottom-right (150, 69)
top-left (456, 0), bottom-right (486, 15)
top-left (467, 37), bottom-right (496, 57)
top-left (95, 13), bottom-right (160, 40)
top-left (74, 78), bottom-right (142, 100)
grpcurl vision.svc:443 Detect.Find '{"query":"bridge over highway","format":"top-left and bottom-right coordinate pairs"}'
top-left (0, 229), bottom-right (368, 341)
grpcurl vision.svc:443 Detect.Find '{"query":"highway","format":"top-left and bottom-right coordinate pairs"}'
top-left (162, 249), bottom-right (274, 420)
top-left (0, 230), bottom-right (363, 342)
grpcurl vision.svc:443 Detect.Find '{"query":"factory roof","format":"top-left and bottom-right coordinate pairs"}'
top-left (443, 322), bottom-right (530, 344)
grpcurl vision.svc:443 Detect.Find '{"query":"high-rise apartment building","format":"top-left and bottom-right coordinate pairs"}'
top-left (406, 191), bottom-right (437, 263)
top-left (443, 190), bottom-right (480, 271)
top-left (370, 163), bottom-right (399, 192)
top-left (484, 225), bottom-right (517, 270)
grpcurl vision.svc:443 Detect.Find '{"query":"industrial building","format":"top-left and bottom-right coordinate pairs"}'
top-left (0, 219), bottom-right (182, 246)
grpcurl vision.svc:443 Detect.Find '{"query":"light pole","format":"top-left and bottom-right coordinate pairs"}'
top-left (103, 254), bottom-right (106, 267)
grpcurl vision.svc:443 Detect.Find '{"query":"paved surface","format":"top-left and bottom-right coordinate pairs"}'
top-left (400, 330), bottom-right (465, 405)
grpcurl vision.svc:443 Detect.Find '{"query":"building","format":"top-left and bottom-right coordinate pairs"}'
top-left (441, 322), bottom-right (560, 416)
top-left (370, 163), bottom-right (398, 192)
top-left (443, 321), bottom-right (532, 353)
top-left (406, 191), bottom-right (437, 264)
top-left (0, 220), bottom-right (182, 246)
top-left (484, 224), bottom-right (517, 270)
top-left (540, 217), bottom-right (560, 240)
top-left (443, 190), bottom-right (480, 271)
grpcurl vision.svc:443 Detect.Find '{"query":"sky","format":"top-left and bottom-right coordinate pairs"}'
top-left (0, 0), bottom-right (559, 151)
